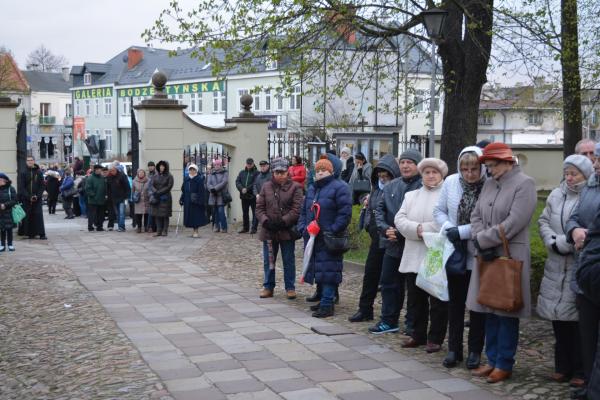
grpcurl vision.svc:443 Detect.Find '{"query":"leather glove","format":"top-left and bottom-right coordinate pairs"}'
top-left (210, 188), bottom-right (216, 194)
top-left (475, 239), bottom-right (497, 262)
top-left (445, 227), bottom-right (461, 245)
top-left (263, 220), bottom-right (278, 231)
top-left (179, 199), bottom-right (184, 206)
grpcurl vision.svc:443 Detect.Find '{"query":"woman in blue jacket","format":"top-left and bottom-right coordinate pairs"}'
top-left (59, 168), bottom-right (75, 219)
top-left (298, 156), bottom-right (352, 318)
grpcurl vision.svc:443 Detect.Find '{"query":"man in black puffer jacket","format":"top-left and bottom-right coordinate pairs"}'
top-left (370, 149), bottom-right (422, 335)
top-left (236, 158), bottom-right (259, 234)
top-left (106, 163), bottom-right (131, 232)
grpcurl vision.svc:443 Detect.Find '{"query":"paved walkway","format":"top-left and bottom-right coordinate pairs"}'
top-left (4, 215), bottom-right (507, 400)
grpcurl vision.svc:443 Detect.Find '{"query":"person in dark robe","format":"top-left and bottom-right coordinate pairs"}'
top-left (18, 156), bottom-right (47, 239)
top-left (179, 164), bottom-right (208, 237)
top-left (45, 166), bottom-right (60, 214)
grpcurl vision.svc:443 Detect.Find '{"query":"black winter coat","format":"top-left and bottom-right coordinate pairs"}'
top-left (236, 167), bottom-right (259, 200)
top-left (107, 171), bottom-right (130, 203)
top-left (18, 165), bottom-right (44, 203)
top-left (150, 161), bottom-right (174, 218)
top-left (45, 174), bottom-right (60, 200)
top-left (0, 185), bottom-right (17, 230)
top-left (365, 155), bottom-right (401, 243)
top-left (180, 174), bottom-right (208, 228)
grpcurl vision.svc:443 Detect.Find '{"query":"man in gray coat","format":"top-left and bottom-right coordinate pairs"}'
top-left (369, 149), bottom-right (422, 335)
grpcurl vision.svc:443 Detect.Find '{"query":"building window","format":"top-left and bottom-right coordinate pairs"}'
top-left (84, 100), bottom-right (91, 116)
top-left (289, 86), bottom-right (301, 110)
top-left (238, 89), bottom-right (249, 111)
top-left (74, 100), bottom-right (80, 116)
top-left (94, 99), bottom-right (100, 116)
top-left (83, 73), bottom-right (92, 86)
top-left (104, 129), bottom-right (112, 153)
top-left (276, 91), bottom-right (284, 111)
top-left (478, 112), bottom-right (494, 125)
top-left (265, 54), bottom-right (278, 71)
top-left (40, 103), bottom-right (50, 117)
top-left (265, 89), bottom-right (272, 111)
top-left (122, 97), bottom-right (131, 116)
top-left (413, 89), bottom-right (426, 112)
top-left (191, 93), bottom-right (203, 113)
top-left (592, 109), bottom-right (598, 126)
top-left (528, 111), bottom-right (543, 125)
top-left (213, 91), bottom-right (225, 113)
top-left (178, 94), bottom-right (184, 105)
top-left (104, 98), bottom-right (112, 116)
top-left (253, 92), bottom-right (261, 111)
top-left (65, 104), bottom-right (72, 118)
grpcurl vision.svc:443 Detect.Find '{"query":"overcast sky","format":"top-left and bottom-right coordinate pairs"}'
top-left (1, 0), bottom-right (195, 68)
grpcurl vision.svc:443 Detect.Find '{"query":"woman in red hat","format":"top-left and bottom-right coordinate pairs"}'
top-left (467, 142), bottom-right (537, 383)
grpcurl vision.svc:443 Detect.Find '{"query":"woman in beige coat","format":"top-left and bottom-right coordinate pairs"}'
top-left (395, 158), bottom-right (448, 353)
top-left (468, 143), bottom-right (537, 384)
top-left (132, 169), bottom-right (150, 233)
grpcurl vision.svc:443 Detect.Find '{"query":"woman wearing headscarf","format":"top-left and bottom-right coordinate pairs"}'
top-left (149, 161), bottom-right (174, 236)
top-left (349, 152), bottom-right (373, 205)
top-left (180, 164), bottom-right (208, 238)
top-left (434, 146), bottom-right (487, 369)
top-left (339, 147), bottom-right (354, 183)
top-left (297, 156), bottom-right (352, 317)
top-left (538, 155), bottom-right (592, 387)
top-left (206, 159), bottom-right (229, 233)
top-left (468, 143), bottom-right (537, 383)
top-left (395, 158), bottom-right (448, 353)
top-left (132, 169), bottom-right (150, 233)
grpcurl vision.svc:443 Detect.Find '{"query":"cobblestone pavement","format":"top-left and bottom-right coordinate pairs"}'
top-left (0, 214), bottom-right (564, 399)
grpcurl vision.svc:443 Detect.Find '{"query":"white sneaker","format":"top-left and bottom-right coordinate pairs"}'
top-left (8, 245), bottom-right (15, 251)
top-left (0, 246), bottom-right (5, 252)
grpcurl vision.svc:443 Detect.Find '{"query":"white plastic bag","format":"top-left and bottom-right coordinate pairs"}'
top-left (416, 230), bottom-right (449, 301)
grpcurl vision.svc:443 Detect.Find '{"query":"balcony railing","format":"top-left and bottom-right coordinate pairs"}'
top-left (39, 116), bottom-right (56, 125)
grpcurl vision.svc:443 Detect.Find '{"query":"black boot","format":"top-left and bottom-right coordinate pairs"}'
top-left (443, 351), bottom-right (463, 368)
top-left (312, 305), bottom-right (334, 318)
top-left (466, 352), bottom-right (481, 369)
top-left (306, 286), bottom-right (322, 302)
top-left (348, 309), bottom-right (374, 322)
top-left (310, 303), bottom-right (320, 311)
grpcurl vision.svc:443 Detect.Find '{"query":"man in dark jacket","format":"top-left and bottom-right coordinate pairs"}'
top-left (253, 160), bottom-right (272, 199)
top-left (146, 161), bottom-right (158, 233)
top-left (107, 162), bottom-right (131, 232)
top-left (348, 154), bottom-right (400, 322)
top-left (256, 158), bottom-right (303, 300)
top-left (18, 156), bottom-right (46, 239)
top-left (369, 149), bottom-right (423, 334)
top-left (236, 158), bottom-right (259, 234)
top-left (85, 165), bottom-right (107, 231)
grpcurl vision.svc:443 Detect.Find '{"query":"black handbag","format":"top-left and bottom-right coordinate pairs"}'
top-left (353, 179), bottom-right (371, 193)
top-left (445, 241), bottom-right (467, 275)
top-left (149, 194), bottom-right (159, 205)
top-left (132, 192), bottom-right (141, 203)
top-left (322, 230), bottom-right (351, 254)
top-left (190, 192), bottom-right (200, 205)
top-left (222, 190), bottom-right (233, 204)
top-left (62, 186), bottom-right (78, 198)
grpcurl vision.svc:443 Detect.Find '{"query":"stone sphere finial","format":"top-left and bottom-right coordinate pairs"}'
top-left (152, 71), bottom-right (168, 98)
top-left (240, 94), bottom-right (253, 110)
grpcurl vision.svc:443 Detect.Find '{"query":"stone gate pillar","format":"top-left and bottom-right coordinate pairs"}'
top-left (0, 97), bottom-right (19, 184)
top-left (134, 73), bottom-right (186, 224)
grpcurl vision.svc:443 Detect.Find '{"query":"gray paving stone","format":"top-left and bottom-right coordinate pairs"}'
top-left (401, 369), bottom-right (453, 382)
top-left (385, 360), bottom-right (429, 373)
top-left (171, 388), bottom-right (227, 400)
top-left (334, 358), bottom-right (385, 371)
top-left (195, 359), bottom-right (243, 372)
top-left (371, 378), bottom-right (427, 392)
top-left (353, 367), bottom-right (404, 381)
top-left (155, 367), bottom-right (204, 381)
top-left (321, 350), bottom-right (365, 362)
top-left (319, 379), bottom-right (375, 394)
top-left (302, 368), bottom-right (355, 382)
top-left (164, 376), bottom-right (211, 391)
top-left (215, 378), bottom-right (266, 394)
top-left (252, 368), bottom-right (303, 382)
top-left (205, 368), bottom-right (252, 383)
top-left (423, 378), bottom-right (479, 393)
top-left (264, 378), bottom-right (315, 393)
top-left (280, 388), bottom-right (338, 400)
top-left (227, 388), bottom-right (283, 400)
top-left (338, 390), bottom-right (398, 400)
top-left (365, 351), bottom-right (410, 362)
top-left (447, 389), bottom-right (505, 399)
top-left (180, 344), bottom-right (224, 356)
top-left (232, 350), bottom-right (276, 361)
top-left (242, 358), bottom-right (288, 371)
top-left (288, 359), bottom-right (333, 371)
top-left (244, 330), bottom-right (285, 341)
top-left (393, 388), bottom-right (451, 400)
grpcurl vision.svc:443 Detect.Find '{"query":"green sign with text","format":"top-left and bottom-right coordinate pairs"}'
top-left (117, 81), bottom-right (224, 97)
top-left (73, 87), bottom-right (113, 99)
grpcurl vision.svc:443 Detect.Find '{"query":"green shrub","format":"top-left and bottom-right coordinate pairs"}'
top-left (346, 205), bottom-right (371, 263)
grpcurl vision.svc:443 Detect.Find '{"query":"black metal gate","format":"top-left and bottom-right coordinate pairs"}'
top-left (183, 143), bottom-right (231, 176)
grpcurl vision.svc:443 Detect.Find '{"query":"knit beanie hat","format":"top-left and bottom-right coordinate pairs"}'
top-left (399, 148), bottom-right (423, 165)
top-left (417, 158), bottom-right (449, 178)
top-left (315, 158), bottom-right (334, 174)
top-left (271, 157), bottom-right (289, 172)
top-left (564, 154), bottom-right (594, 179)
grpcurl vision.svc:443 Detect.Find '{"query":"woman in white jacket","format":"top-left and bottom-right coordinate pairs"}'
top-left (395, 158), bottom-right (447, 353)
top-left (538, 154), bottom-right (592, 386)
top-left (433, 146), bottom-right (487, 369)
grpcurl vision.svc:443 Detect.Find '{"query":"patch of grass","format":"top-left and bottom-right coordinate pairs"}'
top-left (346, 197), bottom-right (549, 297)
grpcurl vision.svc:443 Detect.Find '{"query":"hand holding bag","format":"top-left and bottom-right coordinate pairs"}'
top-left (222, 190), bottom-right (233, 204)
top-left (8, 189), bottom-right (26, 224)
top-left (445, 240), bottom-right (468, 275)
top-left (476, 225), bottom-right (524, 312)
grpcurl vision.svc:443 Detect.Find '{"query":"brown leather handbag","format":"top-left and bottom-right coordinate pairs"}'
top-left (477, 225), bottom-right (524, 312)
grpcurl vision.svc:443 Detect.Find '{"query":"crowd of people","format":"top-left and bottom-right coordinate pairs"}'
top-left (1, 141), bottom-right (600, 397)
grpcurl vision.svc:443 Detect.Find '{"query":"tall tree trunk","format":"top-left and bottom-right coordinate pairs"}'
top-left (438, 0), bottom-right (494, 174)
top-left (561, 0), bottom-right (582, 158)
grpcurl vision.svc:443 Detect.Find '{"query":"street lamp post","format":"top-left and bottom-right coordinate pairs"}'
top-left (420, 8), bottom-right (448, 157)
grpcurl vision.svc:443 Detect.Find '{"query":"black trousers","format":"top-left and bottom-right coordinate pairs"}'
top-left (406, 272), bottom-right (448, 345)
top-left (552, 320), bottom-right (584, 378)
top-left (156, 217), bottom-right (169, 234)
top-left (379, 254), bottom-right (405, 326)
top-left (106, 200), bottom-right (115, 228)
top-left (1, 229), bottom-right (13, 246)
top-left (63, 196), bottom-right (74, 218)
top-left (358, 239), bottom-right (385, 313)
top-left (241, 197), bottom-right (257, 231)
top-left (87, 204), bottom-right (105, 230)
top-left (447, 271), bottom-right (486, 354)
top-left (72, 197), bottom-right (81, 216)
top-left (47, 195), bottom-right (58, 214)
top-left (577, 294), bottom-right (600, 382)
top-left (20, 200), bottom-right (45, 238)
top-left (134, 214), bottom-right (149, 230)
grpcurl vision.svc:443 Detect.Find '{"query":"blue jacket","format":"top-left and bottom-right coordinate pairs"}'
top-left (298, 174), bottom-right (352, 285)
top-left (60, 176), bottom-right (74, 194)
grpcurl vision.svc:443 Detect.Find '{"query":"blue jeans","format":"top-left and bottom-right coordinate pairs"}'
top-left (215, 205), bottom-right (227, 230)
top-left (485, 314), bottom-right (520, 371)
top-left (262, 240), bottom-right (296, 291)
top-left (114, 201), bottom-right (126, 230)
top-left (379, 254), bottom-right (404, 326)
top-left (79, 196), bottom-right (87, 216)
top-left (320, 284), bottom-right (337, 307)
